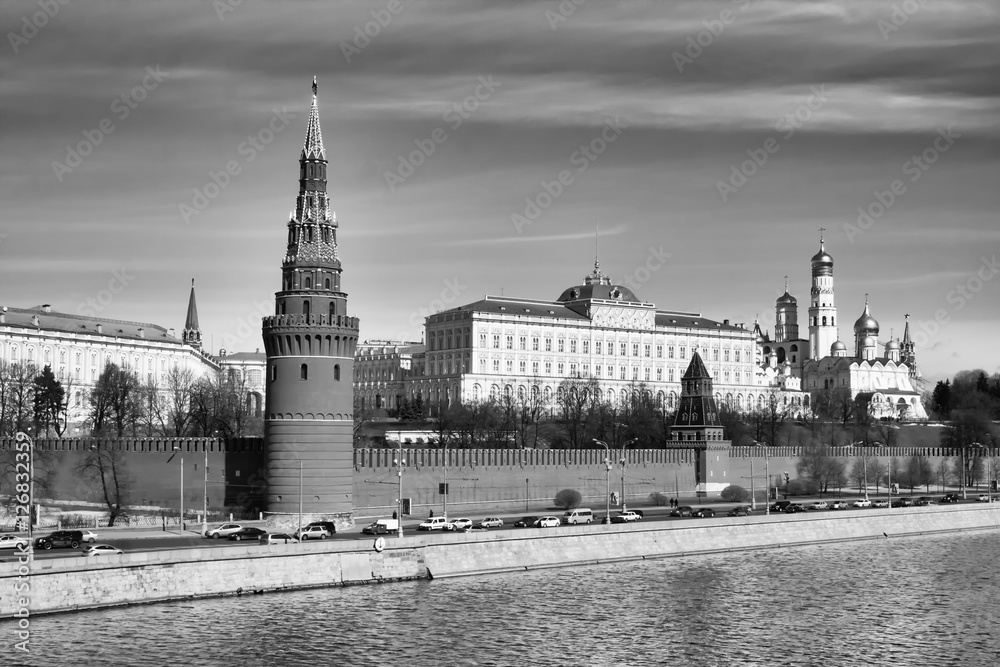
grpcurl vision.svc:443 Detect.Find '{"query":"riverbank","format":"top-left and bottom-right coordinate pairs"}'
top-left (5, 504), bottom-right (998, 617)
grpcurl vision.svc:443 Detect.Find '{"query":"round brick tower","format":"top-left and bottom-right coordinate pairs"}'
top-left (262, 78), bottom-right (359, 516)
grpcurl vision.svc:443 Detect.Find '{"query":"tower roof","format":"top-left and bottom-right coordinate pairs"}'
top-left (301, 76), bottom-right (326, 161)
top-left (556, 260), bottom-right (640, 303)
top-left (184, 279), bottom-right (199, 331)
top-left (902, 313), bottom-right (913, 345)
top-left (682, 350), bottom-right (711, 380)
top-left (853, 296), bottom-right (879, 335)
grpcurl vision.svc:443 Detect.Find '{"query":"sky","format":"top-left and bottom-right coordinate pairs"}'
top-left (1, 0), bottom-right (998, 385)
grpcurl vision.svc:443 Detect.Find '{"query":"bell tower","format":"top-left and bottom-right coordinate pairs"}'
top-left (262, 78), bottom-right (359, 517)
top-left (808, 230), bottom-right (838, 359)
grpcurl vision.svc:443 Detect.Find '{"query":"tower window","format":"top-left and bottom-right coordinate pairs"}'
top-left (300, 364), bottom-right (308, 380)
top-left (334, 364), bottom-right (341, 381)
top-left (822, 316), bottom-right (827, 326)
top-left (325, 278), bottom-right (331, 290)
top-left (305, 276), bottom-right (312, 288)
top-left (270, 366), bottom-right (277, 382)
top-left (304, 301), bottom-right (311, 318)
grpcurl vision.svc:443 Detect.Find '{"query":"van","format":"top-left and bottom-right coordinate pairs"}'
top-left (561, 508), bottom-right (594, 525)
top-left (362, 518), bottom-right (398, 535)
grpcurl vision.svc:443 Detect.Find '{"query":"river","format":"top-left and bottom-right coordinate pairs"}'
top-left (10, 529), bottom-right (1000, 666)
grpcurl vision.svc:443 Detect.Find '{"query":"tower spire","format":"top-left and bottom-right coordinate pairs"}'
top-left (302, 76), bottom-right (325, 160)
top-left (182, 278), bottom-right (202, 350)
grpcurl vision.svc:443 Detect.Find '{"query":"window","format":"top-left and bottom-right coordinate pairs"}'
top-left (479, 333), bottom-right (487, 348)
top-left (632, 367), bottom-right (639, 380)
top-left (519, 360), bottom-right (526, 374)
top-left (713, 348), bottom-right (719, 361)
top-left (570, 339), bottom-right (577, 353)
top-left (479, 358), bottom-right (486, 372)
top-left (582, 363), bottom-right (589, 375)
top-left (620, 367), bottom-right (627, 380)
top-left (656, 368), bottom-right (662, 381)
top-left (545, 338), bottom-right (552, 352)
top-left (493, 334), bottom-right (500, 349)
top-left (656, 344), bottom-right (663, 358)
top-left (596, 364), bottom-right (602, 376)
top-left (644, 368), bottom-right (650, 381)
top-left (300, 364), bottom-right (308, 380)
top-left (680, 347), bottom-right (686, 360)
top-left (607, 365), bottom-right (613, 378)
top-left (734, 349), bottom-right (741, 363)
top-left (532, 361), bottom-right (539, 374)
top-left (632, 343), bottom-right (639, 357)
top-left (570, 363), bottom-right (577, 375)
top-left (595, 341), bottom-right (602, 355)
top-left (506, 335), bottom-right (513, 350)
top-left (506, 360), bottom-right (513, 373)
top-left (669, 368), bottom-right (675, 382)
top-left (643, 344), bottom-right (650, 357)
top-left (545, 362), bottom-right (552, 374)
top-left (724, 349), bottom-right (730, 362)
top-left (519, 336), bottom-right (526, 350)
top-left (558, 338), bottom-right (564, 352)
top-left (557, 363), bottom-right (564, 375)
top-left (582, 340), bottom-right (589, 354)
top-left (668, 346), bottom-right (675, 359)
top-left (493, 360), bottom-right (500, 372)
top-left (532, 337), bottom-right (539, 351)
top-left (620, 342), bottom-right (627, 356)
top-left (724, 370), bottom-right (731, 383)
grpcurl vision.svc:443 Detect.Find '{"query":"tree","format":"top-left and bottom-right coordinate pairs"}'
top-left (554, 489), bottom-right (582, 509)
top-left (2, 361), bottom-right (37, 435)
top-left (32, 365), bottom-right (66, 437)
top-left (556, 377), bottom-right (600, 449)
top-left (89, 363), bottom-right (143, 436)
top-left (847, 455), bottom-right (882, 494)
top-left (353, 394), bottom-right (380, 447)
top-left (941, 408), bottom-right (993, 489)
top-left (78, 445), bottom-right (130, 526)
top-left (163, 366), bottom-right (195, 436)
top-left (797, 441), bottom-right (848, 495)
top-left (720, 485), bottom-right (750, 502)
top-left (931, 380), bottom-right (952, 416)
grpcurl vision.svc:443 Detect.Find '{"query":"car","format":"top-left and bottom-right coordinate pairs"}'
top-left (829, 501), bottom-right (849, 509)
top-left (449, 518), bottom-right (473, 531)
top-left (417, 516), bottom-right (454, 531)
top-left (691, 508), bottom-right (716, 518)
top-left (465, 524), bottom-right (489, 533)
top-left (872, 499), bottom-right (890, 508)
top-left (304, 521), bottom-right (337, 535)
top-left (0, 535), bottom-right (30, 549)
top-left (628, 509), bottom-right (644, 518)
top-left (205, 523), bottom-right (242, 539)
top-left (892, 498), bottom-right (914, 508)
top-left (670, 506), bottom-right (694, 517)
top-left (259, 533), bottom-right (299, 545)
top-left (362, 519), bottom-right (398, 535)
top-left (977, 494), bottom-right (992, 503)
top-left (533, 516), bottom-right (561, 528)
top-left (852, 498), bottom-right (872, 508)
top-left (228, 527), bottom-right (268, 541)
top-left (784, 504), bottom-right (807, 513)
top-left (727, 505), bottom-right (751, 517)
top-left (82, 544), bottom-right (123, 556)
top-left (940, 494), bottom-right (960, 503)
top-left (769, 501), bottom-right (792, 513)
top-left (913, 497), bottom-right (932, 506)
top-left (79, 530), bottom-right (99, 543)
top-left (34, 530), bottom-right (84, 550)
top-left (513, 516), bottom-right (539, 528)
top-left (479, 517), bottom-right (504, 528)
top-left (807, 501), bottom-right (829, 511)
top-left (296, 525), bottom-right (332, 540)
top-left (614, 511), bottom-right (642, 522)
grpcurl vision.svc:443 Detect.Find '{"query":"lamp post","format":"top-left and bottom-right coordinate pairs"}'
top-left (525, 478), bottom-right (529, 512)
top-left (443, 437), bottom-right (449, 520)
top-left (619, 438), bottom-right (638, 513)
top-left (394, 438), bottom-right (405, 538)
top-left (971, 442), bottom-right (991, 502)
top-left (169, 446), bottom-right (184, 535)
top-left (298, 460), bottom-right (304, 538)
top-left (752, 441), bottom-right (770, 516)
top-left (202, 442), bottom-right (209, 536)
top-left (961, 445), bottom-right (967, 500)
top-left (593, 439), bottom-right (611, 524)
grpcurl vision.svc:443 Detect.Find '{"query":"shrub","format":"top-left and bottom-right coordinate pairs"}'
top-left (787, 478), bottom-right (819, 496)
top-left (554, 489), bottom-right (582, 510)
top-left (720, 485), bottom-right (750, 502)
top-left (649, 492), bottom-right (670, 506)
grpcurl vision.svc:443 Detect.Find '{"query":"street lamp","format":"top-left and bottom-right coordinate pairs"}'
top-left (298, 460), bottom-right (304, 538)
top-left (443, 437), bottom-right (450, 520)
top-left (619, 438), bottom-right (638, 513)
top-left (971, 442), bottom-right (991, 502)
top-left (394, 437), bottom-right (406, 538)
top-left (751, 441), bottom-right (770, 516)
top-left (201, 442), bottom-right (209, 536)
top-left (593, 439), bottom-right (612, 523)
top-left (168, 446), bottom-right (184, 535)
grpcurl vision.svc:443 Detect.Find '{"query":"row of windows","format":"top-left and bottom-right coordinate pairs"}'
top-left (270, 364), bottom-right (342, 382)
top-left (1, 342), bottom-right (185, 374)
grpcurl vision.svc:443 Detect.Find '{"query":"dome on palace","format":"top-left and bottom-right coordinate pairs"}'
top-left (885, 338), bottom-right (900, 351)
top-left (831, 340), bottom-right (847, 353)
top-left (776, 291), bottom-right (797, 305)
top-left (557, 260), bottom-right (640, 303)
top-left (854, 302), bottom-right (880, 335)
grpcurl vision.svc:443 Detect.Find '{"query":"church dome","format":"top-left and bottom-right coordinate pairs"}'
top-left (863, 335), bottom-right (876, 348)
top-left (854, 302), bottom-right (880, 335)
top-left (557, 260), bottom-right (640, 303)
top-left (830, 340), bottom-right (847, 354)
top-left (811, 243), bottom-right (834, 277)
top-left (885, 339), bottom-right (900, 351)
top-left (776, 291), bottom-right (797, 306)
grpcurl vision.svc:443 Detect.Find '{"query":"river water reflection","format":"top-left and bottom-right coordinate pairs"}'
top-left (13, 529), bottom-right (1000, 666)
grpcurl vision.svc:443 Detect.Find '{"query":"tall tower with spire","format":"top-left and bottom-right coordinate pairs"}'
top-left (808, 230), bottom-right (838, 359)
top-left (900, 313), bottom-right (918, 377)
top-left (774, 276), bottom-right (799, 342)
top-left (261, 78), bottom-right (359, 518)
top-left (182, 279), bottom-right (202, 350)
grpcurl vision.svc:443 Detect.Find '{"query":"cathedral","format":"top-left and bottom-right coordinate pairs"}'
top-left (756, 234), bottom-right (927, 420)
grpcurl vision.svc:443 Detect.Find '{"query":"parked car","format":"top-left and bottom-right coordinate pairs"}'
top-left (784, 504), bottom-right (807, 513)
top-left (79, 530), bottom-right (99, 543)
top-left (0, 535), bottom-right (30, 549)
top-left (829, 501), bottom-right (849, 509)
top-left (34, 530), bottom-right (84, 550)
top-left (628, 509), bottom-right (644, 518)
top-left (82, 544), bottom-right (123, 556)
top-left (449, 518), bottom-right (473, 531)
top-left (534, 516), bottom-right (561, 528)
top-left (691, 508), bottom-right (716, 518)
top-left (807, 501), bottom-right (829, 510)
top-left (228, 527), bottom-right (268, 541)
top-left (940, 494), bottom-right (960, 503)
top-left (670, 506), bottom-right (694, 517)
top-left (727, 505), bottom-right (751, 517)
top-left (892, 498), bottom-right (914, 508)
top-left (417, 516), bottom-right (453, 531)
top-left (913, 497), bottom-right (932, 506)
top-left (769, 501), bottom-right (792, 513)
top-left (362, 519), bottom-right (398, 535)
top-left (205, 523), bottom-right (242, 539)
top-left (304, 521), bottom-right (337, 535)
top-left (296, 525), bottom-right (332, 540)
top-left (852, 498), bottom-right (872, 508)
top-left (614, 511), bottom-right (642, 522)
top-left (872, 499), bottom-right (890, 508)
top-left (260, 533), bottom-right (299, 545)
top-left (977, 494), bottom-right (992, 503)
top-left (479, 517), bottom-right (504, 528)
top-left (514, 516), bottom-right (539, 528)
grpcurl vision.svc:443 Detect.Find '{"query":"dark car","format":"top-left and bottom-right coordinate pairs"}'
top-left (727, 505), bottom-right (751, 517)
top-left (34, 530), bottom-right (83, 550)
top-left (940, 494), bottom-right (960, 503)
top-left (228, 527), bottom-right (268, 541)
top-left (514, 516), bottom-right (539, 528)
top-left (784, 504), bottom-right (807, 513)
top-left (913, 497), bottom-right (932, 507)
top-left (670, 506), bottom-right (694, 517)
top-left (691, 508), bottom-right (716, 518)
top-left (304, 521), bottom-right (337, 535)
top-left (769, 501), bottom-right (792, 513)
top-left (892, 498), bottom-right (914, 508)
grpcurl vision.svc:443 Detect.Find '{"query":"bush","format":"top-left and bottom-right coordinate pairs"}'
top-left (720, 485), bottom-right (750, 502)
top-left (554, 489), bottom-right (582, 510)
top-left (787, 478), bottom-right (819, 496)
top-left (649, 492), bottom-right (670, 506)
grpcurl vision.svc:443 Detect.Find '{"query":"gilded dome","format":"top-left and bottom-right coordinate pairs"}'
top-left (831, 340), bottom-right (847, 353)
top-left (776, 291), bottom-right (797, 306)
top-left (854, 302), bottom-right (880, 335)
top-left (811, 243), bottom-right (834, 277)
top-left (885, 339), bottom-right (900, 351)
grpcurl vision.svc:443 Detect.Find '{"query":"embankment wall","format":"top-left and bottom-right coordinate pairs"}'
top-left (4, 505), bottom-right (997, 617)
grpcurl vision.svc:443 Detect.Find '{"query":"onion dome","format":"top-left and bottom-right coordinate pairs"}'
top-left (885, 339), bottom-right (900, 352)
top-left (863, 335), bottom-right (876, 348)
top-left (776, 291), bottom-right (797, 305)
top-left (853, 300), bottom-right (880, 335)
top-left (811, 241), bottom-right (834, 277)
top-left (831, 340), bottom-right (847, 354)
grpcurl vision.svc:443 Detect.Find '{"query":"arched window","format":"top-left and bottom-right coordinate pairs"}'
top-left (270, 366), bottom-right (277, 382)
top-left (325, 278), bottom-right (331, 290)
top-left (334, 364), bottom-right (341, 381)
top-left (303, 301), bottom-right (311, 319)
top-left (304, 276), bottom-right (312, 289)
top-left (822, 316), bottom-right (827, 326)
top-left (300, 363), bottom-right (308, 380)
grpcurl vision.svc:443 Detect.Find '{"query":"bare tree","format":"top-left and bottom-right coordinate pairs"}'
top-left (89, 363), bottom-right (143, 436)
top-left (78, 445), bottom-right (131, 526)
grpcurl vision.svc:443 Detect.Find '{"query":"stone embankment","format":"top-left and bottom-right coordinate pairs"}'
top-left (4, 505), bottom-right (997, 617)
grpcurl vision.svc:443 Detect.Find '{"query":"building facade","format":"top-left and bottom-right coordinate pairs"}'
top-left (354, 340), bottom-right (425, 414)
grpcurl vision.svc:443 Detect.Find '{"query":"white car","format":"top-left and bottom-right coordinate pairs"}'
top-left (296, 526), bottom-right (331, 540)
top-left (0, 534), bottom-right (29, 549)
top-left (417, 516), bottom-right (453, 531)
top-left (260, 533), bottom-right (299, 545)
top-left (479, 517), bottom-right (503, 528)
top-left (807, 501), bottom-right (828, 511)
top-left (534, 516), bottom-right (561, 528)
top-left (977, 494), bottom-right (992, 502)
top-left (205, 523), bottom-right (242, 539)
top-left (616, 511), bottom-right (642, 522)
top-left (449, 518), bottom-right (473, 531)
top-left (82, 544), bottom-right (124, 556)
top-left (80, 530), bottom-right (98, 543)
top-left (852, 498), bottom-right (872, 508)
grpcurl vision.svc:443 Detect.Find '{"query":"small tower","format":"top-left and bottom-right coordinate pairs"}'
top-left (671, 352), bottom-right (725, 441)
top-left (853, 295), bottom-right (880, 360)
top-left (901, 314), bottom-right (918, 377)
top-left (182, 279), bottom-right (202, 350)
top-left (808, 230), bottom-right (838, 360)
top-left (261, 78), bottom-right (360, 519)
top-left (774, 276), bottom-right (799, 342)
